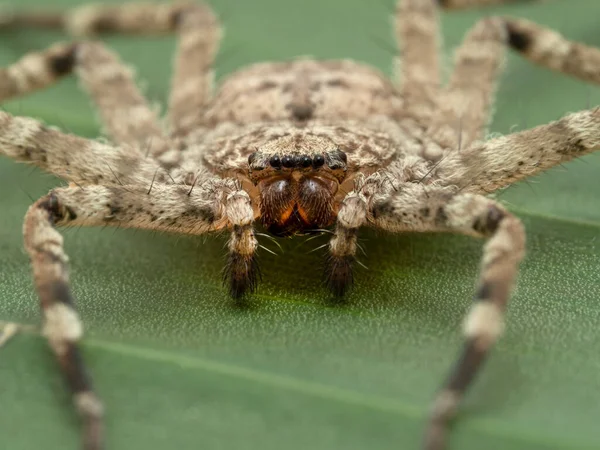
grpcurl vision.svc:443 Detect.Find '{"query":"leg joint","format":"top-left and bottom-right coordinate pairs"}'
top-left (38, 192), bottom-right (77, 225)
top-left (505, 20), bottom-right (532, 53)
top-left (48, 43), bottom-right (78, 76)
top-left (472, 204), bottom-right (505, 235)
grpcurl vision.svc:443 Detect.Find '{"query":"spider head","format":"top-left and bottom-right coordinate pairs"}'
top-left (247, 149), bottom-right (347, 236)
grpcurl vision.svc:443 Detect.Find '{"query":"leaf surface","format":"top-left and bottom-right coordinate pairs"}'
top-left (0, 1), bottom-right (599, 449)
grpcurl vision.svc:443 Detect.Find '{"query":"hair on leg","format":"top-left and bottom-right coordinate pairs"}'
top-left (437, 107), bottom-right (600, 194)
top-left (24, 194), bottom-right (104, 450)
top-left (0, 110), bottom-right (166, 184)
top-left (428, 17), bottom-right (507, 150)
top-left (74, 42), bottom-right (169, 155)
top-left (368, 184), bottom-right (525, 450)
top-left (502, 16), bottom-right (600, 85)
top-left (325, 173), bottom-right (385, 297)
top-left (325, 203), bottom-right (363, 297)
top-left (168, 4), bottom-right (221, 138)
top-left (0, 2), bottom-right (192, 36)
top-left (431, 14), bottom-right (600, 151)
top-left (46, 178), bottom-right (258, 296)
top-left (21, 176), bottom-right (257, 447)
top-left (438, 0), bottom-right (538, 8)
top-left (0, 42), bottom-right (77, 101)
top-left (395, 0), bottom-right (442, 122)
top-left (0, 41), bottom-right (169, 156)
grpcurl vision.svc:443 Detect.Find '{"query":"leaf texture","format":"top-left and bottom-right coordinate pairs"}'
top-left (0, 1), bottom-right (599, 449)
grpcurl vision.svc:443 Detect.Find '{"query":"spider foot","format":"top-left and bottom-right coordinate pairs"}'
top-left (423, 389), bottom-right (460, 450)
top-left (324, 254), bottom-right (354, 299)
top-left (74, 392), bottom-right (104, 450)
top-left (0, 322), bottom-right (20, 348)
top-left (224, 252), bottom-right (260, 299)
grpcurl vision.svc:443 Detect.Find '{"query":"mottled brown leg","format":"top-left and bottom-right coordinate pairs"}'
top-left (427, 200), bottom-right (523, 450)
top-left (501, 16), bottom-right (600, 85)
top-left (167, 4), bottom-right (221, 138)
top-left (0, 42), bottom-right (75, 102)
top-left (0, 110), bottom-right (163, 184)
top-left (40, 180), bottom-right (258, 294)
top-left (0, 323), bottom-right (20, 347)
top-left (325, 172), bottom-right (390, 297)
top-left (431, 15), bottom-right (600, 150)
top-left (20, 177), bottom-right (257, 446)
top-left (395, 0), bottom-right (442, 121)
top-left (438, 0), bottom-right (538, 8)
top-left (0, 2), bottom-right (222, 155)
top-left (75, 42), bottom-right (169, 154)
top-left (326, 190), bottom-right (368, 297)
top-left (0, 2), bottom-right (191, 36)
top-left (428, 17), bottom-right (507, 149)
top-left (438, 107), bottom-right (600, 194)
top-left (366, 184), bottom-right (525, 450)
top-left (24, 195), bottom-right (104, 450)
top-left (0, 41), bottom-right (169, 155)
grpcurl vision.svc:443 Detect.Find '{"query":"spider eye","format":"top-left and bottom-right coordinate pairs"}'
top-left (336, 149), bottom-right (347, 163)
top-left (292, 155), bottom-right (303, 167)
top-left (281, 155), bottom-right (294, 168)
top-left (269, 155), bottom-right (282, 168)
top-left (312, 154), bottom-right (325, 168)
top-left (248, 153), bottom-right (256, 165)
top-left (300, 155), bottom-right (312, 168)
top-left (326, 149), bottom-right (347, 170)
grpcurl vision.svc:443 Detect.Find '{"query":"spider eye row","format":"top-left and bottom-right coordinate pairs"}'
top-left (248, 150), bottom-right (347, 171)
top-left (268, 153), bottom-right (325, 169)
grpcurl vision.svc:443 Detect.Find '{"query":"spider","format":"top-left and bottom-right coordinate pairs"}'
top-left (0, 0), bottom-right (599, 449)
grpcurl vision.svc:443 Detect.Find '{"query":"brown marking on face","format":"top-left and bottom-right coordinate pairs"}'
top-left (258, 175), bottom-right (338, 236)
top-left (257, 177), bottom-right (297, 227)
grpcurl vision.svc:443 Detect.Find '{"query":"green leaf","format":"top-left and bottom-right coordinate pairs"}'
top-left (1, 1), bottom-right (599, 449)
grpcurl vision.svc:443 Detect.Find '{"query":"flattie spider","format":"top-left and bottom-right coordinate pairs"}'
top-left (0, 0), bottom-right (599, 449)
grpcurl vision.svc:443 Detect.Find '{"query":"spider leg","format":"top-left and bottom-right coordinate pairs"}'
top-left (431, 14), bottom-right (600, 150)
top-left (327, 167), bottom-right (527, 446)
top-left (0, 322), bottom-right (21, 347)
top-left (0, 2), bottom-right (190, 36)
top-left (0, 42), bottom-right (73, 101)
top-left (327, 180), bottom-right (525, 450)
top-left (395, 0), bottom-right (442, 122)
top-left (0, 2), bottom-right (222, 152)
top-left (0, 41), bottom-right (169, 157)
top-left (325, 185), bottom-right (370, 297)
top-left (500, 16), bottom-right (600, 85)
top-left (167, 4), bottom-right (220, 138)
top-left (0, 110), bottom-right (165, 184)
top-left (52, 180), bottom-right (258, 295)
top-left (73, 42), bottom-right (169, 155)
top-left (327, 176), bottom-right (525, 448)
top-left (22, 178), bottom-right (256, 450)
top-left (439, 0), bottom-right (538, 8)
top-left (25, 193), bottom-right (104, 450)
top-left (437, 107), bottom-right (600, 194)
top-left (428, 18), bottom-right (506, 149)
top-left (365, 184), bottom-right (525, 450)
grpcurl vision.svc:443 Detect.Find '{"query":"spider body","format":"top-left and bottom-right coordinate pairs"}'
top-left (199, 59), bottom-right (403, 235)
top-left (0, 1), bottom-right (599, 450)
top-left (203, 60), bottom-right (402, 125)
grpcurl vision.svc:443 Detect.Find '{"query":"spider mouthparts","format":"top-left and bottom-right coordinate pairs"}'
top-left (259, 175), bottom-right (337, 236)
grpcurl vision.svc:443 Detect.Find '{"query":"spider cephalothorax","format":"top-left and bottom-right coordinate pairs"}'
top-left (0, 1), bottom-right (599, 450)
